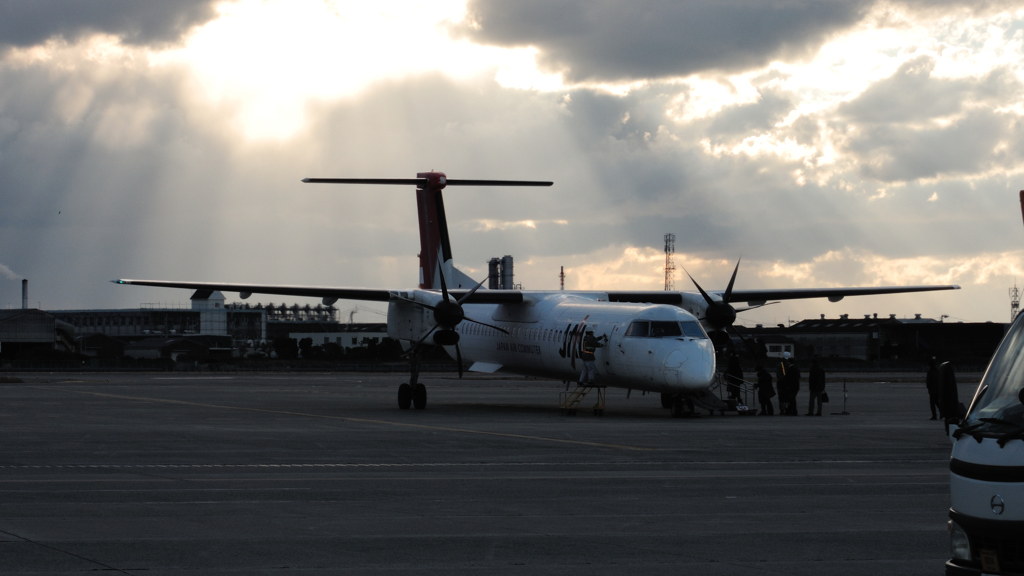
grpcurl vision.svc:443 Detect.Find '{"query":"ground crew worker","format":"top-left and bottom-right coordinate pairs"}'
top-left (807, 357), bottom-right (825, 416)
top-left (926, 357), bottom-right (941, 420)
top-left (579, 329), bottom-right (607, 386)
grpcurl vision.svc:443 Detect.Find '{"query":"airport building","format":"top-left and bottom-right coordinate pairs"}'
top-left (288, 324), bottom-right (389, 349)
top-left (737, 313), bottom-right (1007, 364)
top-left (50, 291), bottom-right (263, 342)
top-left (0, 309), bottom-right (76, 358)
top-left (48, 291), bottom-right (360, 346)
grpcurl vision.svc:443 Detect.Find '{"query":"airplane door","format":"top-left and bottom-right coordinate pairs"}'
top-left (604, 324), bottom-right (623, 375)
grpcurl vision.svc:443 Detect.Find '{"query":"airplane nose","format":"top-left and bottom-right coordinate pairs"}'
top-left (664, 349), bottom-right (687, 369)
top-left (663, 342), bottom-right (715, 389)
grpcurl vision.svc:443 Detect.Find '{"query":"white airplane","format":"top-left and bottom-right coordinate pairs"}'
top-left (116, 172), bottom-right (960, 416)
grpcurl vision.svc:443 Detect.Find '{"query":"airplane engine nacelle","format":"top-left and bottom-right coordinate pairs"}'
top-left (433, 329), bottom-right (459, 346)
top-left (387, 296), bottom-right (435, 343)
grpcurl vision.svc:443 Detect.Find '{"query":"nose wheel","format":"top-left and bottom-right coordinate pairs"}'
top-left (670, 396), bottom-right (696, 418)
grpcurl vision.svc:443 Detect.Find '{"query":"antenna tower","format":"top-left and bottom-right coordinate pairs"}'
top-left (1012, 282), bottom-right (1021, 321)
top-left (664, 233), bottom-right (676, 291)
top-left (559, 266), bottom-right (565, 290)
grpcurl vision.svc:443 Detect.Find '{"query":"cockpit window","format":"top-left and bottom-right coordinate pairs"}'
top-left (680, 321), bottom-right (708, 339)
top-left (624, 320), bottom-right (708, 339)
top-left (650, 321), bottom-right (682, 337)
top-left (625, 321), bottom-right (649, 337)
top-left (964, 315), bottom-right (1024, 428)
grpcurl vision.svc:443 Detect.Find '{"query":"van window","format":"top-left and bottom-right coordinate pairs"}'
top-left (964, 314), bottom-right (1024, 430)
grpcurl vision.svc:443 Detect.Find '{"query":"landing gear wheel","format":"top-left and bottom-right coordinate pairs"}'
top-left (413, 383), bottom-right (427, 410)
top-left (671, 399), bottom-right (695, 419)
top-left (398, 383), bottom-right (412, 410)
top-left (660, 392), bottom-right (672, 409)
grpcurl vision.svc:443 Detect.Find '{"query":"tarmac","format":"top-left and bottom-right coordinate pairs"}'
top-left (0, 370), bottom-right (976, 575)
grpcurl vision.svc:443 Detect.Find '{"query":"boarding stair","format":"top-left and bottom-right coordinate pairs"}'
top-left (698, 373), bottom-right (756, 416)
top-left (559, 384), bottom-right (607, 416)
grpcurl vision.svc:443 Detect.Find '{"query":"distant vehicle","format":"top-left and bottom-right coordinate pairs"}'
top-left (116, 172), bottom-right (958, 415)
top-left (764, 342), bottom-right (795, 359)
top-left (945, 191), bottom-right (1024, 575)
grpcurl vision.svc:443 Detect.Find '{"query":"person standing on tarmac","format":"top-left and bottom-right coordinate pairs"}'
top-left (756, 365), bottom-right (775, 415)
top-left (785, 355), bottom-right (801, 415)
top-left (725, 353), bottom-right (744, 404)
top-left (926, 357), bottom-right (942, 420)
top-left (578, 329), bottom-right (607, 386)
top-left (776, 353), bottom-right (790, 415)
top-left (807, 357), bottom-right (825, 416)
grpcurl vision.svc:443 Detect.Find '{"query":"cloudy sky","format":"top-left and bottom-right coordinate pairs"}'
top-left (2, 0), bottom-right (1023, 326)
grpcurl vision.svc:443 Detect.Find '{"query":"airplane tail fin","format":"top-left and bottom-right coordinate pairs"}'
top-left (415, 175), bottom-right (476, 290)
top-left (416, 172), bottom-right (549, 290)
top-left (302, 172), bottom-right (551, 290)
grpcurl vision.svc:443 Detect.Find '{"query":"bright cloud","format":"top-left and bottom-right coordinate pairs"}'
top-left (468, 219), bottom-right (567, 232)
top-left (150, 0), bottom-right (558, 140)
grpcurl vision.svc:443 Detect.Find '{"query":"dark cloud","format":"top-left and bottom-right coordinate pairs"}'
top-left (833, 56), bottom-right (1024, 182)
top-left (456, 0), bottom-right (873, 82)
top-left (836, 56), bottom-right (1016, 124)
top-left (0, 0), bottom-right (219, 47)
top-left (706, 89), bottom-right (793, 137)
top-left (842, 110), bottom-right (1010, 182)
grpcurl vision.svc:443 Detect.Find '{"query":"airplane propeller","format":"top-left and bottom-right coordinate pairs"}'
top-left (684, 258), bottom-right (742, 332)
top-left (683, 258), bottom-right (766, 361)
top-left (400, 271), bottom-right (509, 378)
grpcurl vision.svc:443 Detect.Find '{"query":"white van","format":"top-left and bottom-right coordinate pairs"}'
top-left (947, 312), bottom-right (1024, 575)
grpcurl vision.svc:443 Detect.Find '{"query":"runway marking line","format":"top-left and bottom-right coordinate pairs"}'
top-left (0, 528), bottom-right (133, 574)
top-left (34, 386), bottom-right (654, 452)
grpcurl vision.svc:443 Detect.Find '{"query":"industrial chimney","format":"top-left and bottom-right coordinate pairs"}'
top-left (488, 258), bottom-right (500, 289)
top-left (500, 255), bottom-right (514, 289)
top-left (21, 279), bottom-right (27, 309)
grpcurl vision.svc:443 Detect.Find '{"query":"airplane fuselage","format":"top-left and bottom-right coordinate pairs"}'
top-left (390, 292), bottom-right (716, 394)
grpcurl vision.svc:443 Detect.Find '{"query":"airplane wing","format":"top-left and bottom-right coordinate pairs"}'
top-left (724, 285), bottom-right (960, 304)
top-left (113, 279), bottom-right (528, 304)
top-left (115, 279), bottom-right (958, 307)
top-left (608, 284), bottom-right (960, 305)
top-left (113, 279), bottom-right (393, 302)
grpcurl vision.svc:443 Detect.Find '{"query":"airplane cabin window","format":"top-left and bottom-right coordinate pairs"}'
top-left (625, 321), bottom-right (649, 337)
